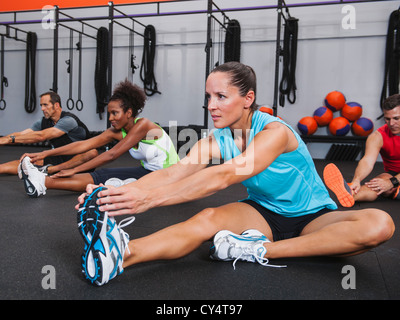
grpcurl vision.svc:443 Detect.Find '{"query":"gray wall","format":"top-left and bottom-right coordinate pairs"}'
top-left (0, 0), bottom-right (398, 158)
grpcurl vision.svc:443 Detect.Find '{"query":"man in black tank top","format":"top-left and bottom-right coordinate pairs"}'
top-left (0, 91), bottom-right (97, 176)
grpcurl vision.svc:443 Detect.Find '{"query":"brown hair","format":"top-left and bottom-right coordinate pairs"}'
top-left (383, 94), bottom-right (400, 111)
top-left (210, 61), bottom-right (257, 111)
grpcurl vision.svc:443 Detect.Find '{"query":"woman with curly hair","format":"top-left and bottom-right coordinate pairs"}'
top-left (19, 79), bottom-right (179, 197)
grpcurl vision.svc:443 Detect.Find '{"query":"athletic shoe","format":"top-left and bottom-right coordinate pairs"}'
top-left (323, 163), bottom-right (355, 207)
top-left (77, 186), bottom-right (135, 286)
top-left (18, 162), bottom-right (51, 179)
top-left (104, 177), bottom-right (137, 187)
top-left (393, 186), bottom-right (400, 200)
top-left (17, 161), bottom-right (23, 179)
top-left (20, 156), bottom-right (47, 198)
top-left (209, 229), bottom-right (286, 269)
top-left (35, 164), bottom-right (53, 175)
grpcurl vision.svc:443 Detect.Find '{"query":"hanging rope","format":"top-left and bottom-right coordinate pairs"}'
top-left (0, 35), bottom-right (8, 110)
top-left (24, 32), bottom-right (37, 113)
top-left (224, 19), bottom-right (241, 63)
top-left (128, 24), bottom-right (139, 78)
top-left (279, 17), bottom-right (298, 107)
top-left (140, 25), bottom-right (160, 96)
top-left (380, 9), bottom-right (400, 113)
top-left (94, 27), bottom-right (109, 119)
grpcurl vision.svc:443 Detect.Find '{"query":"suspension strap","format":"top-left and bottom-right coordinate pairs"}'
top-left (24, 32), bottom-right (37, 113)
top-left (66, 29), bottom-right (74, 110)
top-left (380, 9), bottom-right (400, 112)
top-left (94, 27), bottom-right (109, 119)
top-left (224, 19), bottom-right (241, 63)
top-left (0, 34), bottom-right (7, 110)
top-left (140, 25), bottom-right (160, 97)
top-left (279, 17), bottom-right (298, 107)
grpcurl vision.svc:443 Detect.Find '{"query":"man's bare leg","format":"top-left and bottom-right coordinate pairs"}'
top-left (47, 149), bottom-right (98, 175)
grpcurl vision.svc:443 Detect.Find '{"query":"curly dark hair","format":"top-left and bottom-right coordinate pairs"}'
top-left (110, 79), bottom-right (147, 116)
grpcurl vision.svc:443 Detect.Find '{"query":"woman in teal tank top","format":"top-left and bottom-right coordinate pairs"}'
top-left (76, 63), bottom-right (394, 285)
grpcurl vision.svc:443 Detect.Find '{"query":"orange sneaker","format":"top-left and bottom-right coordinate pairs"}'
top-left (393, 186), bottom-right (400, 200)
top-left (323, 163), bottom-right (355, 207)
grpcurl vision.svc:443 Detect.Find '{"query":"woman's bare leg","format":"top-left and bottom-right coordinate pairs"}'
top-left (263, 208), bottom-right (394, 259)
top-left (47, 150), bottom-right (98, 175)
top-left (122, 202), bottom-right (271, 268)
top-left (45, 173), bottom-right (95, 192)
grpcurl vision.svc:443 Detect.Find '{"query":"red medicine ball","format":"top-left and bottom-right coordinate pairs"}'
top-left (352, 117), bottom-right (374, 136)
top-left (329, 116), bottom-right (350, 136)
top-left (259, 106), bottom-right (273, 115)
top-left (341, 102), bottom-right (362, 122)
top-left (325, 91), bottom-right (346, 112)
top-left (298, 116), bottom-right (318, 135)
top-left (313, 106), bottom-right (333, 126)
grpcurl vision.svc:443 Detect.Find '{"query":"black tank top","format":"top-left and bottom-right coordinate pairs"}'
top-left (41, 111), bottom-right (90, 148)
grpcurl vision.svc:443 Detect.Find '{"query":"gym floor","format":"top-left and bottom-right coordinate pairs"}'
top-left (0, 145), bottom-right (399, 300)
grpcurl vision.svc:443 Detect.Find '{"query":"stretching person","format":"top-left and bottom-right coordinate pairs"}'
top-left (324, 94), bottom-right (400, 207)
top-left (20, 80), bottom-right (179, 197)
top-left (76, 62), bottom-right (394, 286)
top-left (0, 91), bottom-right (96, 176)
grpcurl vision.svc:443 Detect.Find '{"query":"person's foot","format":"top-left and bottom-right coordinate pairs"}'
top-left (104, 177), bottom-right (137, 187)
top-left (393, 186), bottom-right (400, 200)
top-left (20, 156), bottom-right (47, 198)
top-left (323, 163), bottom-right (355, 207)
top-left (209, 229), bottom-right (285, 269)
top-left (77, 186), bottom-right (134, 286)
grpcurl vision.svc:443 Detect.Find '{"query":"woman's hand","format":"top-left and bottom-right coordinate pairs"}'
top-left (96, 183), bottom-right (151, 216)
top-left (51, 168), bottom-right (77, 178)
top-left (20, 152), bottom-right (45, 164)
top-left (75, 183), bottom-right (106, 210)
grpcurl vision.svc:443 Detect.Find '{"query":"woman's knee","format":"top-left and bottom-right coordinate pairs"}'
top-left (361, 209), bottom-right (395, 247)
top-left (190, 207), bottom-right (229, 239)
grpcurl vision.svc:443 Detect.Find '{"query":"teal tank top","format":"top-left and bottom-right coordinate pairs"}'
top-left (212, 111), bottom-right (337, 217)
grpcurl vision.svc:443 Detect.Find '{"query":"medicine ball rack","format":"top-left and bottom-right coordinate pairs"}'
top-left (301, 134), bottom-right (367, 161)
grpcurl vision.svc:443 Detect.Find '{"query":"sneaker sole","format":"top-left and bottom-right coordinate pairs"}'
top-left (19, 166), bottom-right (39, 198)
top-left (209, 230), bottom-right (231, 261)
top-left (77, 186), bottom-right (108, 285)
top-left (393, 186), bottom-right (400, 200)
top-left (323, 163), bottom-right (354, 207)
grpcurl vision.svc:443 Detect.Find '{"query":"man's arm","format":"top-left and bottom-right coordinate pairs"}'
top-left (350, 130), bottom-right (383, 193)
top-left (9, 127), bottom-right (66, 145)
top-left (0, 127), bottom-right (65, 145)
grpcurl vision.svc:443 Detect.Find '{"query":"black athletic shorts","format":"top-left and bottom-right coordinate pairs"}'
top-left (242, 199), bottom-right (332, 241)
top-left (44, 155), bottom-right (73, 166)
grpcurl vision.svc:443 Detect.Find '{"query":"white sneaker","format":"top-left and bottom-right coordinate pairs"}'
top-left (20, 157), bottom-right (47, 198)
top-left (104, 177), bottom-right (137, 187)
top-left (210, 229), bottom-right (286, 269)
top-left (77, 186), bottom-right (135, 286)
top-left (18, 162), bottom-right (51, 179)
